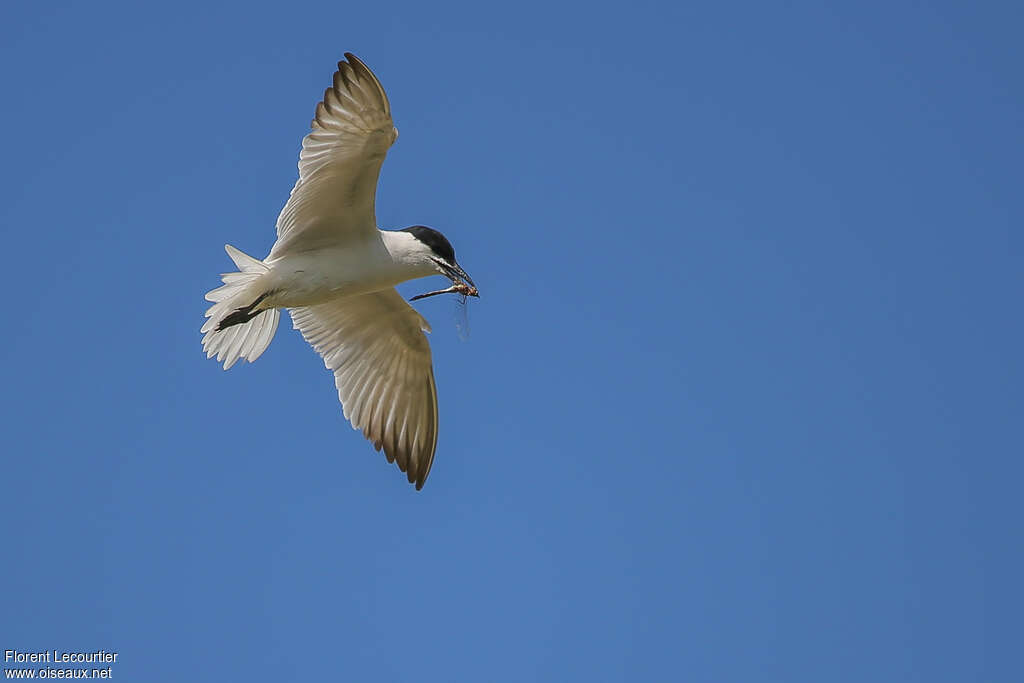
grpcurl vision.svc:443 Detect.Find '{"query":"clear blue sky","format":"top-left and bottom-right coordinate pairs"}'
top-left (1, 1), bottom-right (1020, 681)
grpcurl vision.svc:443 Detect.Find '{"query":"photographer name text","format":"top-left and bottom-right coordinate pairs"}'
top-left (5, 651), bottom-right (118, 665)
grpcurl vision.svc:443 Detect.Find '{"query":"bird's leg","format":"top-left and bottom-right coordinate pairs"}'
top-left (216, 292), bottom-right (271, 331)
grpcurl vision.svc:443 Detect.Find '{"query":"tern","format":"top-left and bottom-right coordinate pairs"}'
top-left (201, 54), bottom-right (478, 490)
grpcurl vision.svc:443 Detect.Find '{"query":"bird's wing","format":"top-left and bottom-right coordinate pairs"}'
top-left (289, 289), bottom-right (439, 489)
top-left (269, 53), bottom-right (399, 259)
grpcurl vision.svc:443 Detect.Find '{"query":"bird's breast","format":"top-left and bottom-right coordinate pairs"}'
top-left (263, 247), bottom-right (415, 308)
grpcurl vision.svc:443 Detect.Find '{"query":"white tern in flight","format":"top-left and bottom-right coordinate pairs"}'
top-left (201, 53), bottom-right (478, 490)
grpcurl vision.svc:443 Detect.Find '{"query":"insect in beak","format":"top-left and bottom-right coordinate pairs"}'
top-left (410, 281), bottom-right (478, 302)
top-left (413, 260), bottom-right (479, 301)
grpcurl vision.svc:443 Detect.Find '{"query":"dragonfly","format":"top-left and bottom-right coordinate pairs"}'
top-left (410, 282), bottom-right (479, 341)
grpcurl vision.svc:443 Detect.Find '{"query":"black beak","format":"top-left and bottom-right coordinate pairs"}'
top-left (440, 261), bottom-right (479, 295)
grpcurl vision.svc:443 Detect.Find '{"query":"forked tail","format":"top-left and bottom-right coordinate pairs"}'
top-left (201, 245), bottom-right (280, 369)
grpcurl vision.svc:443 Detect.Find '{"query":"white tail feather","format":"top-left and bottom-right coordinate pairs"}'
top-left (201, 245), bottom-right (280, 370)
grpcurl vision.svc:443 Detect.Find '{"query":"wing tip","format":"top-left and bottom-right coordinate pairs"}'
top-left (339, 52), bottom-right (391, 115)
top-left (412, 462), bottom-right (427, 491)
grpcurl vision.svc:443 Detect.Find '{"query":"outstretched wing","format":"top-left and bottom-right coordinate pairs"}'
top-left (269, 53), bottom-right (399, 259)
top-left (289, 289), bottom-right (439, 489)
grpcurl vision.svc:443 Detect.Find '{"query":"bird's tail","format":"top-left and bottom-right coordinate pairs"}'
top-left (201, 245), bottom-right (280, 370)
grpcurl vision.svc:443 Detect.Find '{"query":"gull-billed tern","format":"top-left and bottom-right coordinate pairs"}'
top-left (201, 53), bottom-right (478, 490)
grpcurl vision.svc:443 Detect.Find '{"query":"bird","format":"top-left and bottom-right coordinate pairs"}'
top-left (200, 53), bottom-right (478, 490)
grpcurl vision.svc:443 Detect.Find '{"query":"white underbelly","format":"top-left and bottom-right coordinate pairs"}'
top-left (261, 247), bottom-right (409, 308)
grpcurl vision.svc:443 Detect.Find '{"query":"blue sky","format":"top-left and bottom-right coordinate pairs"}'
top-left (1, 0), bottom-right (1021, 680)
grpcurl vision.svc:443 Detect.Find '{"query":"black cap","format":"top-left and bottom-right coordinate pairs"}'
top-left (401, 225), bottom-right (456, 264)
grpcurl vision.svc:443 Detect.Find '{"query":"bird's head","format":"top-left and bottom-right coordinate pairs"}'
top-left (400, 225), bottom-right (478, 294)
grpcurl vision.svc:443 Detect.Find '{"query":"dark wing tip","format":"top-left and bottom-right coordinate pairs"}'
top-left (340, 52), bottom-right (391, 114)
top-left (340, 53), bottom-right (364, 79)
top-left (413, 462), bottom-right (427, 490)
top-left (345, 53), bottom-right (375, 84)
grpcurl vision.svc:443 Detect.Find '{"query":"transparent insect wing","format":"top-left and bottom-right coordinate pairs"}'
top-left (455, 293), bottom-right (471, 341)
